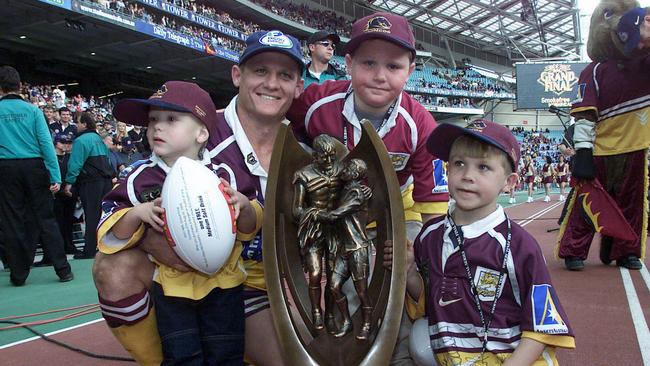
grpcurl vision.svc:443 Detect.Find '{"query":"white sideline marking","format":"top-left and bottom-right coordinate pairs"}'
top-left (640, 263), bottom-right (650, 293)
top-left (620, 267), bottom-right (650, 366)
top-left (0, 318), bottom-right (104, 349)
top-left (516, 201), bottom-right (563, 227)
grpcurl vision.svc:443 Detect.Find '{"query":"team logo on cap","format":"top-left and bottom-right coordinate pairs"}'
top-left (151, 85), bottom-right (168, 99)
top-left (617, 31), bottom-right (629, 43)
top-left (364, 16), bottom-right (392, 33)
top-left (259, 31), bottom-right (293, 49)
top-left (467, 120), bottom-right (487, 132)
top-left (194, 105), bottom-right (206, 117)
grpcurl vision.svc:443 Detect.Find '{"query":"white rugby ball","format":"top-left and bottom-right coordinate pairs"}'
top-left (409, 317), bottom-right (438, 366)
top-left (161, 156), bottom-right (236, 275)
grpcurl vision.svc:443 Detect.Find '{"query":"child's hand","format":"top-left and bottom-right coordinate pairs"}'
top-left (134, 197), bottom-right (165, 233)
top-left (382, 240), bottom-right (415, 272)
top-left (220, 178), bottom-right (256, 233)
top-left (220, 178), bottom-right (250, 219)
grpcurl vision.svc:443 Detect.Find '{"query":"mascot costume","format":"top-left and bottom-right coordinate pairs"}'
top-left (557, 0), bottom-right (650, 271)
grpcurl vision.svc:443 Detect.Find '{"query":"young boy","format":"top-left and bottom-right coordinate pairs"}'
top-left (97, 81), bottom-right (258, 365)
top-left (288, 13), bottom-right (448, 362)
top-left (393, 120), bottom-right (575, 365)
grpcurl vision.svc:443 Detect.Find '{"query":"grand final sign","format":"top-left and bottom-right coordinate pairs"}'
top-left (515, 62), bottom-right (589, 110)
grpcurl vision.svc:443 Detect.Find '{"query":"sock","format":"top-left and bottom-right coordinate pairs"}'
top-left (99, 290), bottom-right (162, 365)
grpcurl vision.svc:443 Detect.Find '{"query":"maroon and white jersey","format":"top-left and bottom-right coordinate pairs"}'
top-left (287, 79), bottom-right (448, 210)
top-left (542, 163), bottom-right (551, 177)
top-left (414, 205), bottom-right (574, 364)
top-left (571, 55), bottom-right (650, 156)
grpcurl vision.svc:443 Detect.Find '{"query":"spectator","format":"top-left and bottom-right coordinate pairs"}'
top-left (303, 30), bottom-right (346, 88)
top-left (0, 66), bottom-right (73, 286)
top-left (63, 112), bottom-right (113, 259)
top-left (35, 133), bottom-right (81, 267)
top-left (127, 124), bottom-right (149, 153)
top-left (49, 107), bottom-right (77, 138)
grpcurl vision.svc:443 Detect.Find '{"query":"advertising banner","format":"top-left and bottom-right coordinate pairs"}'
top-left (515, 62), bottom-right (589, 110)
top-left (39, 0), bottom-right (72, 10)
top-left (71, 0), bottom-right (136, 29)
top-left (137, 0), bottom-right (247, 41)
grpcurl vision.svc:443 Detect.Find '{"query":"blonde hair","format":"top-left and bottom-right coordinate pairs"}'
top-left (449, 135), bottom-right (513, 173)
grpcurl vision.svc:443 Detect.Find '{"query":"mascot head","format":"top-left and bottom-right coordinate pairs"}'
top-left (586, 0), bottom-right (650, 61)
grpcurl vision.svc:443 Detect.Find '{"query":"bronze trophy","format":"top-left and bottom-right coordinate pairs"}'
top-left (263, 120), bottom-right (407, 365)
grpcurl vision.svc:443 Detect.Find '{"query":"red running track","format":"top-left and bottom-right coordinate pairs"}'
top-left (2, 195), bottom-right (649, 365)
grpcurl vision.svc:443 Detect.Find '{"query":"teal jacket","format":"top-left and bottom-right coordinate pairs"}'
top-left (0, 95), bottom-right (61, 184)
top-left (302, 62), bottom-right (347, 89)
top-left (66, 129), bottom-right (111, 184)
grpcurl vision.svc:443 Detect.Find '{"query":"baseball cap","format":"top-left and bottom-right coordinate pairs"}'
top-left (239, 30), bottom-right (305, 72)
top-left (426, 119), bottom-right (520, 172)
top-left (121, 137), bottom-right (135, 151)
top-left (617, 7), bottom-right (647, 53)
top-left (307, 30), bottom-right (340, 45)
top-left (112, 81), bottom-right (217, 131)
top-left (347, 12), bottom-right (415, 56)
top-left (54, 133), bottom-right (73, 144)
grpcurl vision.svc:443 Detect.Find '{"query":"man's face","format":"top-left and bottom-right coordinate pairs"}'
top-left (345, 39), bottom-right (414, 116)
top-left (60, 111), bottom-right (72, 123)
top-left (309, 38), bottom-right (335, 63)
top-left (232, 52), bottom-right (304, 123)
top-left (44, 108), bottom-right (54, 121)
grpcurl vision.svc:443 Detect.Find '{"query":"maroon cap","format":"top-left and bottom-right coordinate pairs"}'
top-left (113, 81), bottom-right (217, 131)
top-left (426, 119), bottom-right (520, 172)
top-left (347, 12), bottom-right (416, 56)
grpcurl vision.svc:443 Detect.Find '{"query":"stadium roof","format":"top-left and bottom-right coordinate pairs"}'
top-left (366, 0), bottom-right (581, 62)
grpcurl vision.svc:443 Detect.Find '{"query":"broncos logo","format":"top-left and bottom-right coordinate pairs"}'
top-left (365, 16), bottom-right (392, 33)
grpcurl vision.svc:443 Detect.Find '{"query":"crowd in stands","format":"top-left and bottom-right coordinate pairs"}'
top-left (512, 127), bottom-right (567, 190)
top-left (251, 0), bottom-right (352, 38)
top-left (412, 94), bottom-right (477, 109)
top-left (21, 83), bottom-right (151, 178)
top-left (84, 0), bottom-right (512, 101)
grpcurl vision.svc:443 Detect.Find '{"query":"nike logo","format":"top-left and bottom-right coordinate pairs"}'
top-left (634, 16), bottom-right (640, 26)
top-left (438, 297), bottom-right (463, 307)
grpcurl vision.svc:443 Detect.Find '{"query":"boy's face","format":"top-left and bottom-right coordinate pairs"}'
top-left (146, 108), bottom-right (208, 165)
top-left (232, 52), bottom-right (303, 124)
top-left (345, 39), bottom-right (414, 116)
top-left (640, 15), bottom-right (650, 50)
top-left (447, 144), bottom-right (517, 223)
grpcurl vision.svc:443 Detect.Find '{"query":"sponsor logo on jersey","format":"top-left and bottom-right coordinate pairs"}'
top-left (473, 266), bottom-right (505, 301)
top-left (246, 152), bottom-right (258, 165)
top-left (388, 152), bottom-right (409, 171)
top-left (432, 159), bottom-right (448, 193)
top-left (532, 284), bottom-right (569, 334)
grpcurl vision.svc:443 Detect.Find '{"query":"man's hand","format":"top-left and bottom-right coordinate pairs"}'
top-left (63, 184), bottom-right (73, 197)
top-left (50, 183), bottom-right (60, 194)
top-left (139, 229), bottom-right (191, 272)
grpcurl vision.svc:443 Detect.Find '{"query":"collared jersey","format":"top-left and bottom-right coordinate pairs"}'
top-left (287, 79), bottom-right (448, 218)
top-left (412, 206), bottom-right (575, 365)
top-left (97, 153), bottom-right (257, 301)
top-left (571, 55), bottom-right (650, 156)
top-left (210, 96), bottom-right (272, 290)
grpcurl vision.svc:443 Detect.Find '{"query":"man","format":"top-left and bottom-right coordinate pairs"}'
top-left (292, 135), bottom-right (343, 334)
top-left (0, 66), bottom-right (73, 286)
top-left (64, 112), bottom-right (113, 259)
top-left (92, 30), bottom-right (304, 366)
top-left (303, 30), bottom-right (346, 89)
top-left (49, 107), bottom-right (77, 138)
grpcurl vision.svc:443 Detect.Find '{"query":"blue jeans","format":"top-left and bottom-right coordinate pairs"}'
top-left (151, 283), bottom-right (245, 366)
